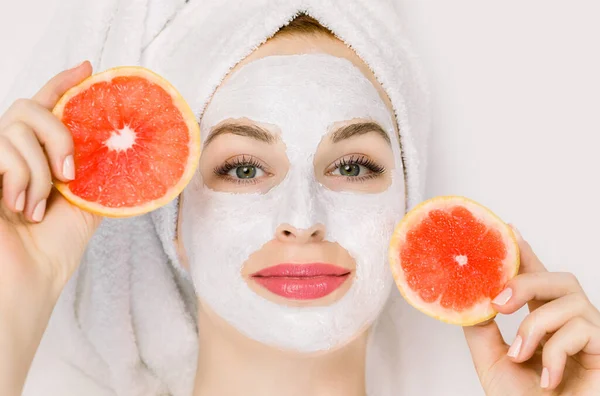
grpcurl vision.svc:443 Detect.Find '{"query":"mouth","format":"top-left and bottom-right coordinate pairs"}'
top-left (250, 263), bottom-right (352, 300)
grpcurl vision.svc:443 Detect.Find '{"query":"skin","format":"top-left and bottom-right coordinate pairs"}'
top-left (0, 34), bottom-right (598, 396)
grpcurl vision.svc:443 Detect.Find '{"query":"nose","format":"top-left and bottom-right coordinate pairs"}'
top-left (275, 223), bottom-right (326, 244)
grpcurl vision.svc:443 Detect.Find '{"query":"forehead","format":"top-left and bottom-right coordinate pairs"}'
top-left (201, 54), bottom-right (396, 141)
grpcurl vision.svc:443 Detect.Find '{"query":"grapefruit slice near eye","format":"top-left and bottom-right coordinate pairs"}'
top-left (52, 66), bottom-right (201, 217)
top-left (389, 196), bottom-right (520, 326)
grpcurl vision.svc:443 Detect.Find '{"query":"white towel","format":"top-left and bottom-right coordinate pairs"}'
top-left (2, 1), bottom-right (431, 395)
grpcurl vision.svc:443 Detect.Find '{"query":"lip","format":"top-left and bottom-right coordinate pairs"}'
top-left (251, 263), bottom-right (351, 300)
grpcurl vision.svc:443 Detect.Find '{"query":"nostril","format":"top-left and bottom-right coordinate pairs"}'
top-left (276, 224), bottom-right (299, 241)
top-left (309, 224), bottom-right (326, 242)
top-left (276, 224), bottom-right (325, 243)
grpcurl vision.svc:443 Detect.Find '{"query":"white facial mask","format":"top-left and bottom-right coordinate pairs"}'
top-left (180, 54), bottom-right (406, 352)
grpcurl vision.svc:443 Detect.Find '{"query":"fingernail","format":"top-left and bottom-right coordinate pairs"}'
top-left (540, 367), bottom-right (550, 388)
top-left (507, 335), bottom-right (522, 358)
top-left (15, 191), bottom-right (26, 212)
top-left (492, 288), bottom-right (512, 305)
top-left (62, 155), bottom-right (75, 180)
top-left (32, 199), bottom-right (47, 222)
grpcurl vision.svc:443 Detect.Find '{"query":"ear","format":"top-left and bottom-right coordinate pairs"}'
top-left (174, 194), bottom-right (191, 271)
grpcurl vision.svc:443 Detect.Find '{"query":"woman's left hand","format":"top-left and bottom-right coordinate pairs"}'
top-left (463, 226), bottom-right (600, 395)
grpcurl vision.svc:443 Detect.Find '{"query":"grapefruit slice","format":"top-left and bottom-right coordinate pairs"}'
top-left (52, 66), bottom-right (201, 217)
top-left (389, 196), bottom-right (520, 326)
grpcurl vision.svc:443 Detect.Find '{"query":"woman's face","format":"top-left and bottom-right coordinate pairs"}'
top-left (178, 33), bottom-right (406, 352)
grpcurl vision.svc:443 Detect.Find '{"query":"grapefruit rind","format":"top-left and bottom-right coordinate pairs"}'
top-left (389, 196), bottom-right (520, 326)
top-left (52, 66), bottom-right (201, 218)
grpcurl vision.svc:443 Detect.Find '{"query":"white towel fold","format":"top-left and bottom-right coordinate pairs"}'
top-left (2, 1), bottom-right (431, 395)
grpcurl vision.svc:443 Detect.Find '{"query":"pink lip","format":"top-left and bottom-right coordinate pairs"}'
top-left (251, 263), bottom-right (351, 300)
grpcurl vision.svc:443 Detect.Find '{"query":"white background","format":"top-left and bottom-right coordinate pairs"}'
top-left (1, 1), bottom-right (599, 395)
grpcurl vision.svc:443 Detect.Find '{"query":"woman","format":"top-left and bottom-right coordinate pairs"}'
top-left (1, 1), bottom-right (599, 395)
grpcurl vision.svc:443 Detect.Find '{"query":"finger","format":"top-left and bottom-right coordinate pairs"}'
top-left (463, 319), bottom-right (508, 378)
top-left (509, 224), bottom-right (551, 312)
top-left (508, 292), bottom-right (598, 363)
top-left (491, 271), bottom-right (584, 315)
top-left (541, 317), bottom-right (600, 390)
top-left (509, 224), bottom-right (546, 274)
top-left (0, 136), bottom-right (30, 212)
top-left (7, 122), bottom-right (53, 222)
top-left (0, 100), bottom-right (75, 182)
top-left (31, 60), bottom-right (91, 110)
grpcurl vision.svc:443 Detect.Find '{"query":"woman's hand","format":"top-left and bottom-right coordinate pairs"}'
top-left (463, 226), bottom-right (600, 395)
top-left (0, 61), bottom-right (102, 395)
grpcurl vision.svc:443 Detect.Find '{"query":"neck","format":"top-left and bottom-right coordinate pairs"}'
top-left (193, 301), bottom-right (368, 396)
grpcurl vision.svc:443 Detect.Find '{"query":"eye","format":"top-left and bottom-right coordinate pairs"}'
top-left (332, 163), bottom-right (364, 177)
top-left (327, 154), bottom-right (386, 181)
top-left (228, 165), bottom-right (265, 179)
top-left (214, 155), bottom-right (270, 184)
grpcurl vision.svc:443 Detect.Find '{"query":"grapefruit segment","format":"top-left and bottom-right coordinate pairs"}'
top-left (52, 66), bottom-right (201, 217)
top-left (389, 196), bottom-right (520, 325)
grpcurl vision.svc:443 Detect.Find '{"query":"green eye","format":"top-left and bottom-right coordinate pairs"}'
top-left (329, 155), bottom-right (386, 180)
top-left (235, 166), bottom-right (257, 179)
top-left (227, 165), bottom-right (264, 179)
top-left (215, 155), bottom-right (269, 183)
top-left (339, 164), bottom-right (361, 177)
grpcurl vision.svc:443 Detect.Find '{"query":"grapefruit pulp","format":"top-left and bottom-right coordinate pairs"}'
top-left (52, 66), bottom-right (201, 217)
top-left (389, 196), bottom-right (520, 326)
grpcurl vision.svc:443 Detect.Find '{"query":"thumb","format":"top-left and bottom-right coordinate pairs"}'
top-left (463, 319), bottom-right (508, 378)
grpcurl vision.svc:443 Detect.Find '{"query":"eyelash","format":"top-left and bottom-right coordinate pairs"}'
top-left (327, 154), bottom-right (386, 182)
top-left (213, 155), bottom-right (269, 185)
top-left (213, 154), bottom-right (386, 185)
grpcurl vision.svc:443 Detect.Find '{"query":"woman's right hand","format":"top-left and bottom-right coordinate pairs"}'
top-left (0, 61), bottom-right (102, 395)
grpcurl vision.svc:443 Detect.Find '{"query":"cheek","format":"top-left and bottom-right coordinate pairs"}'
top-left (319, 190), bottom-right (403, 302)
top-left (323, 193), bottom-right (403, 247)
top-left (179, 183), bottom-right (280, 270)
top-left (319, 162), bottom-right (405, 258)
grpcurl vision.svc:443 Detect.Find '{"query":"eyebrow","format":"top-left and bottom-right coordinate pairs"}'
top-left (203, 122), bottom-right (276, 147)
top-left (330, 122), bottom-right (391, 146)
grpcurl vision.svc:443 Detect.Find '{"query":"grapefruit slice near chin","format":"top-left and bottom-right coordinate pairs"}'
top-left (389, 196), bottom-right (520, 326)
top-left (52, 66), bottom-right (201, 217)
